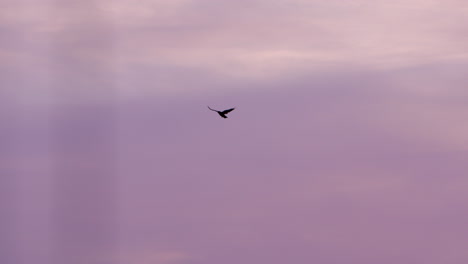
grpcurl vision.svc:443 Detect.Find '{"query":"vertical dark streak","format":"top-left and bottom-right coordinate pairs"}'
top-left (49, 1), bottom-right (120, 263)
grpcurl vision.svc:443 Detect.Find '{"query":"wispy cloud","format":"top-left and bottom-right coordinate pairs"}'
top-left (2, 1), bottom-right (468, 264)
top-left (2, 0), bottom-right (468, 98)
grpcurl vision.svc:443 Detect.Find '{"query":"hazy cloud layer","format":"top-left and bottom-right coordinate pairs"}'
top-left (1, 1), bottom-right (468, 264)
top-left (2, 0), bottom-right (468, 98)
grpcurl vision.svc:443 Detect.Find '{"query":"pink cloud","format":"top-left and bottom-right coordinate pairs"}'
top-left (1, 1), bottom-right (468, 264)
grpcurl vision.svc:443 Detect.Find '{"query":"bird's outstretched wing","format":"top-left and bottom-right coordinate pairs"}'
top-left (221, 108), bottom-right (235, 114)
top-left (207, 106), bottom-right (218, 112)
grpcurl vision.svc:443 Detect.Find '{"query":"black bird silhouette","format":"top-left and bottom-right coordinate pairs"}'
top-left (208, 106), bottom-right (235, 118)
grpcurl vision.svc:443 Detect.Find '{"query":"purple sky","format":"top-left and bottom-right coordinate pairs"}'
top-left (2, 1), bottom-right (468, 263)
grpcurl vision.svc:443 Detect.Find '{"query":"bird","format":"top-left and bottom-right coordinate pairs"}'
top-left (207, 106), bottom-right (235, 118)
